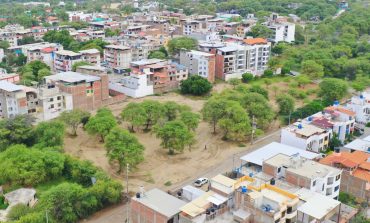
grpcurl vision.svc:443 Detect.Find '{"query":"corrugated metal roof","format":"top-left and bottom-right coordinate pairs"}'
top-left (0, 80), bottom-right (23, 92)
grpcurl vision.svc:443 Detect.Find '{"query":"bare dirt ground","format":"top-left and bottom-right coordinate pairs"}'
top-left (65, 80), bottom-right (318, 192)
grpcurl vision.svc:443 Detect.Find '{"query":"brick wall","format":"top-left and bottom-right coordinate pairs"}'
top-left (208, 55), bottom-right (216, 83)
top-left (215, 53), bottom-right (225, 80)
top-left (262, 163), bottom-right (277, 177)
top-left (131, 199), bottom-right (169, 223)
top-left (341, 171), bottom-right (369, 202)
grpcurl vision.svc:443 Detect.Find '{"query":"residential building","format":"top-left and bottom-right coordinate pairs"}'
top-left (304, 105), bottom-right (356, 143)
top-left (265, 14), bottom-right (295, 43)
top-left (180, 50), bottom-right (216, 82)
top-left (343, 136), bottom-right (370, 153)
top-left (45, 71), bottom-right (109, 111)
top-left (110, 68), bottom-right (154, 98)
top-left (346, 92), bottom-right (370, 129)
top-left (54, 50), bottom-right (82, 72)
top-left (281, 122), bottom-right (332, 153)
top-left (182, 20), bottom-right (200, 35)
top-left (0, 81), bottom-right (27, 118)
top-left (263, 154), bottom-right (342, 199)
top-left (297, 193), bottom-right (341, 223)
top-left (27, 43), bottom-right (63, 69)
top-left (79, 48), bottom-right (101, 65)
top-left (214, 38), bottom-right (271, 80)
top-left (35, 85), bottom-right (73, 121)
top-left (0, 69), bottom-right (20, 83)
top-left (131, 188), bottom-right (186, 223)
top-left (104, 44), bottom-right (132, 69)
top-left (320, 151), bottom-right (370, 201)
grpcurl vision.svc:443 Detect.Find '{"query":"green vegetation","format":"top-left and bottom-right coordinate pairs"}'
top-left (167, 37), bottom-right (198, 55)
top-left (0, 196), bottom-right (8, 210)
top-left (319, 78), bottom-right (348, 103)
top-left (72, 61), bottom-right (92, 72)
top-left (276, 94), bottom-right (295, 115)
top-left (105, 127), bottom-right (145, 173)
top-left (180, 76), bottom-right (213, 96)
top-left (148, 46), bottom-right (169, 60)
top-left (85, 108), bottom-right (118, 142)
top-left (20, 60), bottom-right (51, 85)
top-left (59, 109), bottom-right (90, 136)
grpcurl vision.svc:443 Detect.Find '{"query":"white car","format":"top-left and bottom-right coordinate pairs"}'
top-left (194, 178), bottom-right (208, 187)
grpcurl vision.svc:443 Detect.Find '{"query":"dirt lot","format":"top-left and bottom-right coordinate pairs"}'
top-left (64, 79), bottom-right (317, 193)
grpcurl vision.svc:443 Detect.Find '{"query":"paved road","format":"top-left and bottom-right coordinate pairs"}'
top-left (82, 129), bottom-right (281, 223)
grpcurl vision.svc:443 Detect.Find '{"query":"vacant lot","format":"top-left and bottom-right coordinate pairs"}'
top-left (64, 77), bottom-right (318, 192)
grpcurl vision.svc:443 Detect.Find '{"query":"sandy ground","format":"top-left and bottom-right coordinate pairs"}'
top-left (64, 80), bottom-right (317, 192)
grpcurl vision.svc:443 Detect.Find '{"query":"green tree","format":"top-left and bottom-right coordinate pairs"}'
top-left (167, 37), bottom-right (198, 55)
top-left (228, 78), bottom-right (241, 89)
top-left (248, 85), bottom-right (268, 99)
top-left (0, 115), bottom-right (34, 151)
top-left (72, 61), bottom-right (92, 71)
top-left (242, 73), bottom-right (254, 83)
top-left (37, 68), bottom-right (51, 82)
top-left (247, 24), bottom-right (273, 38)
top-left (105, 127), bottom-right (145, 173)
top-left (140, 100), bottom-right (164, 130)
top-left (105, 28), bottom-right (120, 37)
top-left (148, 50), bottom-right (167, 59)
top-left (7, 204), bottom-right (31, 221)
top-left (276, 94), bottom-right (295, 115)
top-left (291, 100), bottom-right (326, 120)
top-left (0, 40), bottom-right (10, 49)
top-left (301, 60), bottom-right (324, 79)
top-left (163, 101), bottom-right (181, 121)
top-left (219, 101), bottom-right (251, 141)
top-left (34, 120), bottom-right (65, 149)
top-left (180, 111), bottom-right (200, 131)
top-left (21, 60), bottom-right (51, 85)
top-left (85, 108), bottom-right (117, 142)
top-left (296, 74), bottom-right (311, 88)
top-left (241, 92), bottom-right (275, 129)
top-left (154, 120), bottom-right (194, 154)
top-left (319, 78), bottom-right (348, 102)
top-left (0, 145), bottom-right (65, 186)
top-left (202, 98), bottom-right (228, 133)
top-left (180, 75), bottom-right (212, 96)
top-left (42, 182), bottom-right (96, 223)
top-left (60, 109), bottom-right (90, 136)
top-left (121, 102), bottom-right (146, 132)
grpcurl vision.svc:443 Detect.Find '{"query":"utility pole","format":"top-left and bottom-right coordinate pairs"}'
top-left (288, 110), bottom-right (292, 125)
top-left (125, 163), bottom-right (130, 223)
top-left (251, 115), bottom-right (256, 144)
top-left (45, 210), bottom-right (48, 223)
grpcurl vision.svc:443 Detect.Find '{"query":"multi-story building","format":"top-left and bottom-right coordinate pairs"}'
top-left (281, 122), bottom-right (332, 153)
top-left (305, 105), bottom-right (356, 143)
top-left (104, 44), bottom-right (132, 69)
top-left (214, 38), bottom-right (271, 80)
top-left (180, 50), bottom-right (216, 82)
top-left (346, 92), bottom-right (370, 129)
top-left (45, 71), bottom-right (109, 111)
top-left (265, 14), bottom-right (295, 43)
top-left (0, 81), bottom-right (27, 118)
top-left (263, 154), bottom-right (342, 200)
top-left (320, 151), bottom-right (370, 201)
top-left (54, 50), bottom-right (82, 72)
top-left (182, 20), bottom-right (200, 35)
top-left (27, 43), bottom-right (63, 69)
top-left (34, 85), bottom-right (73, 121)
top-left (0, 31), bottom-right (18, 47)
top-left (79, 49), bottom-right (101, 65)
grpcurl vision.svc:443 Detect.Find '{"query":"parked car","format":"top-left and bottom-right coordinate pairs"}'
top-left (194, 178), bottom-right (208, 187)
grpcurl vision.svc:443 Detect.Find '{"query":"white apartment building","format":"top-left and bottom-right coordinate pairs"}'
top-left (104, 45), bottom-right (132, 69)
top-left (265, 14), bottom-right (295, 43)
top-left (35, 85), bottom-right (73, 121)
top-left (0, 81), bottom-right (28, 118)
top-left (215, 38), bottom-right (271, 80)
top-left (180, 50), bottom-right (215, 82)
top-left (27, 43), bottom-right (64, 69)
top-left (79, 49), bottom-right (101, 65)
top-left (281, 122), bottom-right (332, 153)
top-left (183, 20), bottom-right (200, 35)
top-left (110, 68), bottom-right (154, 98)
top-left (346, 92), bottom-right (370, 129)
top-left (54, 50), bottom-right (82, 72)
top-left (0, 31), bottom-right (18, 47)
top-left (304, 105), bottom-right (356, 143)
top-left (263, 154), bottom-right (342, 200)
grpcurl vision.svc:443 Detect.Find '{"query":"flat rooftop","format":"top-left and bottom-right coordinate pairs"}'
top-left (297, 193), bottom-right (340, 219)
top-left (285, 122), bottom-right (326, 137)
top-left (130, 58), bottom-right (165, 66)
top-left (46, 71), bottom-right (101, 83)
top-left (132, 188), bottom-right (186, 218)
top-left (240, 142), bottom-right (320, 166)
top-left (344, 138), bottom-right (370, 152)
top-left (56, 50), bottom-right (81, 57)
top-left (264, 154), bottom-right (342, 179)
top-left (104, 44), bottom-right (131, 50)
top-left (0, 80), bottom-right (23, 92)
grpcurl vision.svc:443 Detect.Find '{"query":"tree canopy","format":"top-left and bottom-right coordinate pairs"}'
top-left (180, 76), bottom-right (212, 96)
top-left (319, 78), bottom-right (348, 103)
top-left (167, 37), bottom-right (198, 55)
top-left (85, 108), bottom-right (117, 141)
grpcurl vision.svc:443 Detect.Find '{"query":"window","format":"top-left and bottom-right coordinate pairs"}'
top-left (336, 175), bottom-right (341, 181)
top-left (287, 206), bottom-right (293, 214)
top-left (334, 186), bottom-right (339, 192)
top-left (312, 180), bottom-right (316, 187)
top-left (57, 96), bottom-right (61, 100)
top-left (277, 167), bottom-right (281, 173)
top-left (322, 184), bottom-right (325, 191)
top-left (50, 104), bottom-right (54, 109)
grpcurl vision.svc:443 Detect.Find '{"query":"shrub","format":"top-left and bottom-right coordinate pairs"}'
top-left (242, 73), bottom-right (254, 83)
top-left (180, 76), bottom-right (212, 96)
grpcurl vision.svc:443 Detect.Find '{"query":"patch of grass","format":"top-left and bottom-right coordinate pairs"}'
top-left (0, 196), bottom-right (8, 210)
top-left (35, 177), bottom-right (67, 195)
top-left (238, 143), bottom-right (246, 147)
top-left (144, 172), bottom-right (155, 184)
top-left (164, 181), bottom-right (172, 186)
